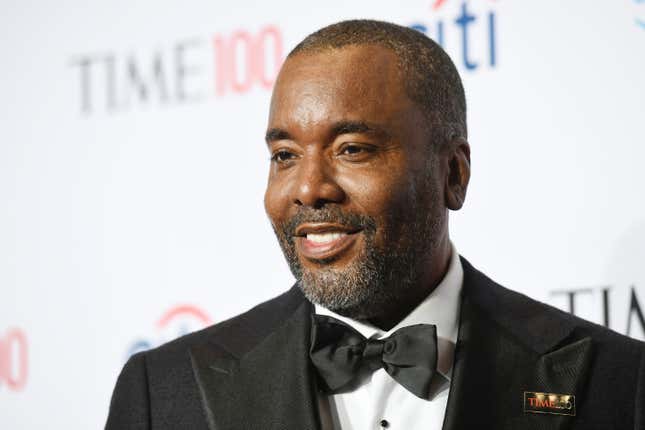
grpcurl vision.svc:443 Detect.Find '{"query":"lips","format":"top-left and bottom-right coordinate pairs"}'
top-left (294, 223), bottom-right (362, 261)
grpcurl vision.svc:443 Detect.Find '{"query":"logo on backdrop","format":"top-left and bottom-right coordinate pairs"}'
top-left (0, 328), bottom-right (28, 392)
top-left (550, 284), bottom-right (645, 340)
top-left (635, 0), bottom-right (645, 30)
top-left (69, 8), bottom-right (502, 115)
top-left (410, 0), bottom-right (499, 71)
top-left (125, 305), bottom-right (213, 359)
top-left (70, 25), bottom-right (284, 114)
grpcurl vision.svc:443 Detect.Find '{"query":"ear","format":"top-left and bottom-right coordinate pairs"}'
top-left (444, 137), bottom-right (470, 210)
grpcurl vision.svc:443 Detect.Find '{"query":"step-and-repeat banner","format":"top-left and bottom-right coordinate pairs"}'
top-left (2, 0), bottom-right (644, 428)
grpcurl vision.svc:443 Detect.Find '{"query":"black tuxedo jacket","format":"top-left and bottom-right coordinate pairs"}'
top-left (106, 258), bottom-right (645, 429)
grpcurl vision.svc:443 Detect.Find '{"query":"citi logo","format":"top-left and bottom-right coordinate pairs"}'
top-left (410, 0), bottom-right (498, 71)
top-left (125, 304), bottom-right (212, 358)
top-left (635, 0), bottom-right (645, 30)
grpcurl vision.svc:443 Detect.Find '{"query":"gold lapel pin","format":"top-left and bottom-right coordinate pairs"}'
top-left (524, 391), bottom-right (576, 416)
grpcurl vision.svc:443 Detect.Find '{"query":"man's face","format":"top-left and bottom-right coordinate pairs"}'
top-left (264, 45), bottom-right (449, 318)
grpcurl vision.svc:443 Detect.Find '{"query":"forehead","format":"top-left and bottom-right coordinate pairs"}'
top-left (268, 45), bottom-right (412, 130)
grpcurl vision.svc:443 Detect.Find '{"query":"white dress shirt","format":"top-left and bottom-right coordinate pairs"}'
top-left (315, 244), bottom-right (463, 430)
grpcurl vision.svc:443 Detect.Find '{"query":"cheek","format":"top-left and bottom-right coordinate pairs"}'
top-left (264, 177), bottom-right (288, 225)
top-left (341, 167), bottom-right (419, 228)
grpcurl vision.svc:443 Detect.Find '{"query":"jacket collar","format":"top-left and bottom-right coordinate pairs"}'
top-left (459, 256), bottom-right (578, 355)
top-left (442, 257), bottom-right (592, 430)
top-left (190, 287), bottom-right (320, 430)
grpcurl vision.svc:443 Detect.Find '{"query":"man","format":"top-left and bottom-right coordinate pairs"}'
top-left (106, 20), bottom-right (645, 429)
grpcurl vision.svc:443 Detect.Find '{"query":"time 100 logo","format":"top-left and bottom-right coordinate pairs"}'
top-left (0, 328), bottom-right (28, 392)
top-left (71, 25), bottom-right (284, 114)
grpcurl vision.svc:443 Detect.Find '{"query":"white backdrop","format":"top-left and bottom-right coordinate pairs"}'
top-left (1, 0), bottom-right (644, 428)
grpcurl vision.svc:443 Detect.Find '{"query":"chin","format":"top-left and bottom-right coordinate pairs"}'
top-left (296, 257), bottom-right (395, 315)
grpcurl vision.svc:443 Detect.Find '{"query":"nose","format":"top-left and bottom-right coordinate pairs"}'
top-left (293, 152), bottom-right (345, 208)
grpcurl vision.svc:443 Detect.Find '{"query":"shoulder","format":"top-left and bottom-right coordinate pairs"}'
top-left (142, 285), bottom-right (306, 366)
top-left (460, 256), bottom-right (645, 357)
top-left (107, 286), bottom-right (307, 427)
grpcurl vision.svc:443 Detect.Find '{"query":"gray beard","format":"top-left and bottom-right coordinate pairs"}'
top-left (298, 236), bottom-right (418, 319)
top-left (273, 201), bottom-right (442, 320)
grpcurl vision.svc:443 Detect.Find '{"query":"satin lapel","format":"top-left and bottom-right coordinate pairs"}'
top-left (443, 258), bottom-right (593, 430)
top-left (190, 296), bottom-right (320, 430)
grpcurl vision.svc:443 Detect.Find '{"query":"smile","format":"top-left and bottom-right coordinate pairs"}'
top-left (294, 223), bottom-right (362, 261)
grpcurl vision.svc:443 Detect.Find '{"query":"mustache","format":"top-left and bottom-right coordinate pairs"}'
top-left (277, 206), bottom-right (377, 237)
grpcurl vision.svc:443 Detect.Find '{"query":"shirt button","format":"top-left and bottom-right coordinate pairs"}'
top-left (380, 419), bottom-right (390, 428)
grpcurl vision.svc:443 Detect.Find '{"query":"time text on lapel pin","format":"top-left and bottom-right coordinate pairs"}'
top-left (524, 391), bottom-right (576, 416)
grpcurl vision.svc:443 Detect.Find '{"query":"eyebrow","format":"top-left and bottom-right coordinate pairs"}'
top-left (265, 128), bottom-right (292, 144)
top-left (265, 120), bottom-right (389, 145)
top-left (331, 120), bottom-right (381, 136)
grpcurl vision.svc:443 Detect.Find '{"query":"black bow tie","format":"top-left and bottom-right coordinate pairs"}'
top-left (310, 314), bottom-right (438, 399)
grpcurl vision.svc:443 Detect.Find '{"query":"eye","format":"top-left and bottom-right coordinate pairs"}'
top-left (341, 144), bottom-right (364, 155)
top-left (270, 150), bottom-right (297, 164)
top-left (338, 143), bottom-right (375, 160)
